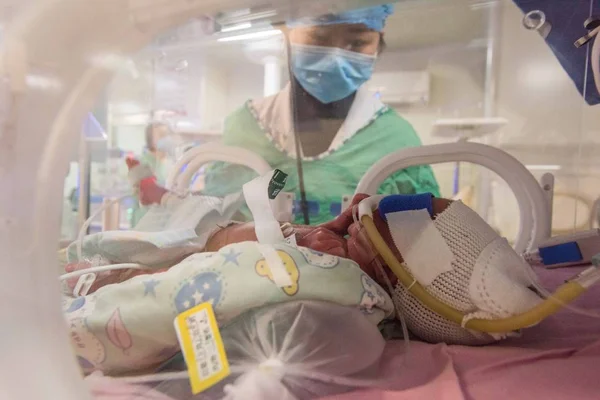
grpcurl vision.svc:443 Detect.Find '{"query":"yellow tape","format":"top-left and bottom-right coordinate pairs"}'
top-left (174, 302), bottom-right (230, 394)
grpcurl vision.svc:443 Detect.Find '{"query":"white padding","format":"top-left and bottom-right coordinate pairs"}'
top-left (469, 237), bottom-right (542, 317)
top-left (387, 209), bottom-right (455, 286)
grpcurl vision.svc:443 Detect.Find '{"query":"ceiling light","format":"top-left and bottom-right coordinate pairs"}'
top-left (221, 22), bottom-right (252, 32)
top-left (525, 164), bottom-right (562, 171)
top-left (217, 29), bottom-right (281, 42)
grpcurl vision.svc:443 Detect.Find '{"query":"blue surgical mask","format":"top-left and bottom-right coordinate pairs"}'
top-left (290, 43), bottom-right (376, 104)
top-left (156, 136), bottom-right (177, 153)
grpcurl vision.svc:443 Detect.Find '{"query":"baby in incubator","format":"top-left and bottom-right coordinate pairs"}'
top-left (65, 158), bottom-right (451, 294)
top-left (63, 158), bottom-right (542, 376)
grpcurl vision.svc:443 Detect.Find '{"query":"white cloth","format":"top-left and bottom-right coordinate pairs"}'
top-left (67, 193), bottom-right (244, 267)
top-left (250, 84), bottom-right (385, 159)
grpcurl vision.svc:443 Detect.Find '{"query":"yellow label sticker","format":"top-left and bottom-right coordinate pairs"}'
top-left (174, 302), bottom-right (230, 394)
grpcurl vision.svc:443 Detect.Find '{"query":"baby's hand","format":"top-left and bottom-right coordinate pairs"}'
top-left (295, 226), bottom-right (347, 258)
top-left (321, 194), bottom-right (399, 287)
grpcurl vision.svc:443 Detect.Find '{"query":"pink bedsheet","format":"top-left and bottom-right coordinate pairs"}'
top-left (323, 267), bottom-right (600, 400)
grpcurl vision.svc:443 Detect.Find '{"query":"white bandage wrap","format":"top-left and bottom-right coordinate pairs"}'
top-left (470, 237), bottom-right (542, 318)
top-left (243, 171), bottom-right (291, 288)
top-left (390, 201), bottom-right (543, 345)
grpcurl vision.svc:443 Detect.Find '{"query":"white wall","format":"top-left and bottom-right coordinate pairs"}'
top-left (225, 62), bottom-right (265, 116)
top-left (375, 46), bottom-right (487, 198)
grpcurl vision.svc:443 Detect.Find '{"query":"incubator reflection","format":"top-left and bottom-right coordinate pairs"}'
top-left (130, 121), bottom-right (178, 226)
top-left (203, 4), bottom-right (439, 225)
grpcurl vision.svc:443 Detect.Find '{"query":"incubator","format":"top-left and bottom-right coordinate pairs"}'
top-left (4, 0), bottom-right (600, 399)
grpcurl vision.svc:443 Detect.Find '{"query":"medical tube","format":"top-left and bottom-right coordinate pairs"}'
top-left (591, 25), bottom-right (600, 99)
top-left (351, 204), bottom-right (410, 358)
top-left (76, 194), bottom-right (132, 261)
top-left (518, 255), bottom-right (600, 320)
top-left (59, 263), bottom-right (147, 281)
top-left (371, 257), bottom-right (411, 358)
top-left (361, 215), bottom-right (592, 333)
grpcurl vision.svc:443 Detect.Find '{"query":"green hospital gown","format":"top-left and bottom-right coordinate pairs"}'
top-left (204, 102), bottom-right (440, 225)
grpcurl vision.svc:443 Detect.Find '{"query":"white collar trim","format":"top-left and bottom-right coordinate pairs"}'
top-left (250, 83), bottom-right (386, 160)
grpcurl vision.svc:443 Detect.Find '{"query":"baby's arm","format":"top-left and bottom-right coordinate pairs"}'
top-left (339, 194), bottom-right (452, 287)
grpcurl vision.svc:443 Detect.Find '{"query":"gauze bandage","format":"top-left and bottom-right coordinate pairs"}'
top-left (388, 201), bottom-right (543, 345)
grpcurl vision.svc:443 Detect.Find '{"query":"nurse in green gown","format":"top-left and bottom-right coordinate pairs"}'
top-left (204, 4), bottom-right (440, 225)
top-left (130, 122), bottom-right (175, 226)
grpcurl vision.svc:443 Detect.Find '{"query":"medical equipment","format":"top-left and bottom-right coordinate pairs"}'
top-left (512, 0), bottom-right (600, 104)
top-left (350, 142), bottom-right (600, 339)
top-left (356, 142), bottom-right (551, 254)
top-left (525, 229), bottom-right (600, 269)
top-left (166, 143), bottom-right (295, 223)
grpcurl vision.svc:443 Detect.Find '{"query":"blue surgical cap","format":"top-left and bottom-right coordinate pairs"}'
top-left (287, 4), bottom-right (395, 33)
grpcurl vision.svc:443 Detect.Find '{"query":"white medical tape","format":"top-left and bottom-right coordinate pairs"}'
top-left (386, 209), bottom-right (455, 286)
top-left (256, 243), bottom-right (293, 287)
top-left (73, 273), bottom-right (96, 297)
top-left (243, 171), bottom-right (285, 245)
top-left (244, 171), bottom-right (291, 288)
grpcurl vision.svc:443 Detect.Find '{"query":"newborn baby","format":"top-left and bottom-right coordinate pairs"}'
top-left (66, 157), bottom-right (452, 294)
top-left (68, 159), bottom-right (541, 354)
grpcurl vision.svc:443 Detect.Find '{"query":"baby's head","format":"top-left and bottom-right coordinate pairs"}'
top-left (336, 194), bottom-right (543, 345)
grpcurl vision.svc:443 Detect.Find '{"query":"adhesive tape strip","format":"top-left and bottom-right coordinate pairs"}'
top-left (244, 171), bottom-right (291, 288)
top-left (243, 171), bottom-right (284, 244)
top-left (386, 209), bottom-right (455, 286)
top-left (256, 243), bottom-right (293, 287)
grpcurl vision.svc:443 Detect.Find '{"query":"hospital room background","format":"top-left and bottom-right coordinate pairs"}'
top-left (56, 0), bottom-right (600, 245)
top-left (5, 0), bottom-right (600, 399)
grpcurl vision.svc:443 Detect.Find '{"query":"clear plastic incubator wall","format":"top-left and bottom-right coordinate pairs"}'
top-left (3, 0), bottom-right (600, 399)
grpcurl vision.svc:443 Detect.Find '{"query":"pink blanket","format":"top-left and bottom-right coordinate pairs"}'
top-left (323, 267), bottom-right (600, 400)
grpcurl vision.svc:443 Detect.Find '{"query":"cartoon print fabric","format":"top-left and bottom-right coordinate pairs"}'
top-left (63, 242), bottom-right (393, 375)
